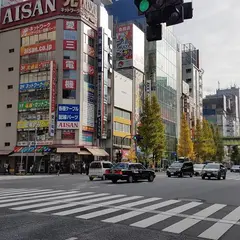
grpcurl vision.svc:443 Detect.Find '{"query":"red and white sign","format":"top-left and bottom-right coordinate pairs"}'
top-left (63, 80), bottom-right (76, 90)
top-left (21, 21), bottom-right (56, 38)
top-left (88, 65), bottom-right (95, 76)
top-left (57, 121), bottom-right (79, 129)
top-left (63, 59), bottom-right (77, 70)
top-left (20, 61), bottom-right (51, 73)
top-left (0, 0), bottom-right (58, 29)
top-left (64, 19), bottom-right (77, 30)
top-left (63, 40), bottom-right (77, 50)
top-left (49, 60), bottom-right (56, 137)
top-left (20, 40), bottom-right (56, 56)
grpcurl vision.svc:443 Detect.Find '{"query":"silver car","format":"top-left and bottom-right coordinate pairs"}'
top-left (193, 164), bottom-right (205, 176)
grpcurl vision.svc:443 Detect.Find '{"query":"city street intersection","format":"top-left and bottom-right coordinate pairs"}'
top-left (0, 172), bottom-right (240, 240)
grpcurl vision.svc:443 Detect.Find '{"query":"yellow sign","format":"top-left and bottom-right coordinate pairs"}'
top-left (17, 120), bottom-right (49, 129)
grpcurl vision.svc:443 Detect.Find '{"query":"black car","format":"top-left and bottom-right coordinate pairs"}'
top-left (230, 165), bottom-right (240, 172)
top-left (201, 163), bottom-right (227, 180)
top-left (167, 161), bottom-right (194, 178)
top-left (105, 162), bottom-right (156, 183)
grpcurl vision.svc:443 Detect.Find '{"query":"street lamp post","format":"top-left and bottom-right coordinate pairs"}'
top-left (33, 126), bottom-right (37, 174)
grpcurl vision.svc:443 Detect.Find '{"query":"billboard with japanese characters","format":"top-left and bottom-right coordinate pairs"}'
top-left (57, 104), bottom-right (80, 129)
top-left (19, 80), bottom-right (50, 92)
top-left (18, 100), bottom-right (49, 111)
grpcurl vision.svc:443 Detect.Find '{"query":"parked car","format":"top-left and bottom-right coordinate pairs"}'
top-left (230, 165), bottom-right (240, 173)
top-left (166, 161), bottom-right (194, 178)
top-left (193, 164), bottom-right (205, 176)
top-left (105, 162), bottom-right (156, 183)
top-left (201, 163), bottom-right (227, 180)
top-left (89, 161), bottom-right (113, 181)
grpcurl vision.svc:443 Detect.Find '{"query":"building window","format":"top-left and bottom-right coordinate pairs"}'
top-left (83, 73), bottom-right (94, 84)
top-left (7, 85), bottom-right (13, 89)
top-left (62, 130), bottom-right (75, 140)
top-left (7, 104), bottom-right (12, 108)
top-left (186, 78), bottom-right (192, 83)
top-left (63, 51), bottom-right (77, 60)
top-left (6, 123), bottom-right (11, 127)
top-left (186, 68), bottom-right (191, 73)
top-left (4, 142), bottom-right (10, 146)
top-left (63, 90), bottom-right (76, 99)
top-left (63, 70), bottom-right (77, 79)
top-left (9, 48), bottom-right (14, 53)
top-left (8, 67), bottom-right (14, 71)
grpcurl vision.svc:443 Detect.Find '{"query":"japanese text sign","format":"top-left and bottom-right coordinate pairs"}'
top-left (63, 80), bottom-right (76, 90)
top-left (63, 59), bottom-right (77, 70)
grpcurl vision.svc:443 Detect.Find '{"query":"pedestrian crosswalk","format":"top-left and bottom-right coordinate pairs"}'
top-left (0, 188), bottom-right (240, 240)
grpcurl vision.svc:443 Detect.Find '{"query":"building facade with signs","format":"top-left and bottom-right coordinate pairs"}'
top-left (0, 0), bottom-right (110, 173)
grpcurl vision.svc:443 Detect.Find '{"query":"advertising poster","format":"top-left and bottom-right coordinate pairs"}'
top-left (20, 21), bottom-right (56, 38)
top-left (63, 59), bottom-right (77, 70)
top-left (116, 24), bottom-right (133, 69)
top-left (80, 132), bottom-right (93, 146)
top-left (64, 20), bottom-right (77, 30)
top-left (63, 40), bottom-right (77, 50)
top-left (57, 104), bottom-right (80, 130)
top-left (82, 82), bottom-right (94, 132)
top-left (20, 41), bottom-right (56, 56)
top-left (49, 61), bottom-right (56, 137)
top-left (19, 80), bottom-right (50, 92)
top-left (17, 120), bottom-right (49, 130)
top-left (20, 61), bottom-right (51, 73)
top-left (18, 100), bottom-right (49, 111)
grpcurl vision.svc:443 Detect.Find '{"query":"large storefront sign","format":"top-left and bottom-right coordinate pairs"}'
top-left (49, 61), bottom-right (56, 137)
top-left (57, 122), bottom-right (79, 129)
top-left (63, 59), bottom-right (77, 70)
top-left (19, 80), bottom-right (50, 92)
top-left (0, 0), bottom-right (97, 30)
top-left (17, 120), bottom-right (49, 130)
top-left (21, 21), bottom-right (56, 38)
top-left (80, 132), bottom-right (93, 146)
top-left (20, 61), bottom-right (51, 73)
top-left (116, 24), bottom-right (133, 69)
top-left (63, 40), bottom-right (77, 50)
top-left (18, 100), bottom-right (49, 111)
top-left (17, 141), bottom-right (53, 146)
top-left (20, 40), bottom-right (56, 56)
top-left (14, 146), bottom-right (51, 153)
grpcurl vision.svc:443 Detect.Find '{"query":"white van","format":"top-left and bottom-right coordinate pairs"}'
top-left (89, 161), bottom-right (113, 181)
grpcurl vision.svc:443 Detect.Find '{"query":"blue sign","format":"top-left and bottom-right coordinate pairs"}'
top-left (19, 81), bottom-right (50, 91)
top-left (57, 104), bottom-right (80, 122)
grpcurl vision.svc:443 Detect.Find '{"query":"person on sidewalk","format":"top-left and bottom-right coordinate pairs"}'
top-left (55, 163), bottom-right (60, 176)
top-left (71, 163), bottom-right (75, 175)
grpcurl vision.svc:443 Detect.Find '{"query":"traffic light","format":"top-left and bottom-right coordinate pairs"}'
top-left (134, 0), bottom-right (155, 13)
top-left (133, 134), bottom-right (143, 143)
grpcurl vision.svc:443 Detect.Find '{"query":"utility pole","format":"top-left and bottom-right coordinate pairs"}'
top-left (33, 126), bottom-right (37, 174)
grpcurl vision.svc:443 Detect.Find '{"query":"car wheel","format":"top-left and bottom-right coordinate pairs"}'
top-left (178, 172), bottom-right (183, 178)
top-left (127, 175), bottom-right (133, 183)
top-left (208, 177), bottom-right (211, 180)
top-left (101, 175), bottom-right (106, 181)
top-left (223, 175), bottom-right (226, 180)
top-left (148, 174), bottom-right (154, 182)
top-left (189, 173), bottom-right (193, 177)
top-left (89, 176), bottom-right (94, 181)
top-left (167, 174), bottom-right (171, 178)
top-left (202, 176), bottom-right (205, 180)
top-left (217, 174), bottom-right (221, 180)
top-left (112, 179), bottom-right (117, 183)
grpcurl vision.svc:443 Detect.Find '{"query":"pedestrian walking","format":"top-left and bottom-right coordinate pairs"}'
top-left (49, 163), bottom-right (53, 174)
top-left (7, 164), bottom-right (10, 175)
top-left (71, 163), bottom-right (75, 175)
top-left (55, 163), bottom-right (60, 176)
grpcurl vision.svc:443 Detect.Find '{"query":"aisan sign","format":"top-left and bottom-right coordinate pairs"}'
top-left (0, 0), bottom-right (58, 29)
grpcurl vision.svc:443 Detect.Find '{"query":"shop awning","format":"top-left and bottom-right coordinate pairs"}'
top-left (85, 147), bottom-right (109, 157)
top-left (9, 153), bottom-right (45, 157)
top-left (0, 150), bottom-right (12, 155)
top-left (56, 148), bottom-right (80, 153)
top-left (78, 150), bottom-right (91, 155)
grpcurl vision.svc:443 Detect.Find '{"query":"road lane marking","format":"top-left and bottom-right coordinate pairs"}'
top-left (65, 238), bottom-right (78, 240)
top-left (0, 189), bottom-right (42, 195)
top-left (130, 201), bottom-right (202, 228)
top-left (163, 203), bottom-right (226, 234)
top-left (198, 206), bottom-right (240, 240)
top-left (102, 199), bottom-right (180, 224)
top-left (77, 197), bottom-right (160, 219)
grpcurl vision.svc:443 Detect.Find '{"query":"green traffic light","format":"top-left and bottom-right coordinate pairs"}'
top-left (139, 0), bottom-right (150, 12)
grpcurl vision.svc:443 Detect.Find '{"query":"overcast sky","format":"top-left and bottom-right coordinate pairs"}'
top-left (174, 0), bottom-right (240, 95)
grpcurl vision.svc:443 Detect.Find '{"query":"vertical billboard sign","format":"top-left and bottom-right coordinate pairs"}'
top-left (97, 27), bottom-right (104, 139)
top-left (49, 61), bottom-right (56, 137)
top-left (116, 24), bottom-right (133, 69)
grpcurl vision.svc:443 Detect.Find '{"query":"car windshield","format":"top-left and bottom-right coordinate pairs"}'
top-left (194, 164), bottom-right (204, 169)
top-left (103, 163), bottom-right (112, 168)
top-left (112, 163), bottom-right (128, 169)
top-left (170, 162), bottom-right (183, 168)
top-left (204, 164), bottom-right (219, 169)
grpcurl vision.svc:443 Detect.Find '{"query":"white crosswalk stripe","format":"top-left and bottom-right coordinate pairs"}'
top-left (1, 188), bottom-right (240, 240)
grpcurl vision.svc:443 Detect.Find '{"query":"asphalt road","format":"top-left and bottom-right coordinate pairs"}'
top-left (0, 172), bottom-right (240, 240)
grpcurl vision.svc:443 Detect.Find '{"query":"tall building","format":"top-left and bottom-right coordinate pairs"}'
top-left (106, 1), bottom-right (181, 159)
top-left (0, 0), bottom-right (112, 172)
top-left (182, 43), bottom-right (204, 136)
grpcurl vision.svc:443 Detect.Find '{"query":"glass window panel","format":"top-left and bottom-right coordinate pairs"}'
top-left (63, 90), bottom-right (76, 99)
top-left (48, 31), bottom-right (56, 41)
top-left (39, 33), bottom-right (48, 42)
